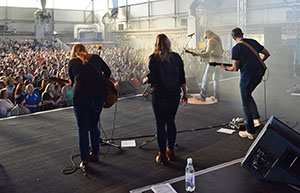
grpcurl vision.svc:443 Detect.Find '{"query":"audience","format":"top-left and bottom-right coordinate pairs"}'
top-left (1, 38), bottom-right (211, 118)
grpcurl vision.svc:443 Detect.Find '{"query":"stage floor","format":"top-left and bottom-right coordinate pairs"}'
top-left (0, 75), bottom-right (299, 193)
top-left (134, 159), bottom-right (300, 193)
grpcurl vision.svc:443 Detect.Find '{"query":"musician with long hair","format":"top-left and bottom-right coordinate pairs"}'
top-left (68, 44), bottom-right (111, 172)
top-left (143, 34), bottom-right (188, 166)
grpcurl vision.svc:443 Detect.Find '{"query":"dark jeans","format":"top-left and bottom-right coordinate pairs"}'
top-left (151, 94), bottom-right (180, 154)
top-left (73, 98), bottom-right (105, 162)
top-left (240, 77), bottom-right (262, 134)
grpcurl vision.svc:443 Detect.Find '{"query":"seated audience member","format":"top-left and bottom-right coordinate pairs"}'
top-left (24, 84), bottom-right (41, 113)
top-left (11, 94), bottom-right (30, 116)
top-left (0, 88), bottom-right (14, 117)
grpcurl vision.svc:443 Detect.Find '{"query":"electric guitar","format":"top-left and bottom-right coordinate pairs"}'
top-left (185, 49), bottom-right (232, 67)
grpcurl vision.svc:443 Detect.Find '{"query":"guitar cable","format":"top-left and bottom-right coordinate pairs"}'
top-left (61, 98), bottom-right (119, 175)
top-left (262, 68), bottom-right (270, 122)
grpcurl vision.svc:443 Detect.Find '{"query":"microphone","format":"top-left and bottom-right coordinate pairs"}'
top-left (188, 33), bottom-right (195, 37)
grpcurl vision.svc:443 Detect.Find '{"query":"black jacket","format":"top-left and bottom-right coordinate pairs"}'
top-left (68, 54), bottom-right (111, 104)
top-left (147, 52), bottom-right (186, 98)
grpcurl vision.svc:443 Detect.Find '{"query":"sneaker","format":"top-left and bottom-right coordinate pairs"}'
top-left (254, 119), bottom-right (262, 127)
top-left (90, 153), bottom-right (99, 163)
top-left (239, 131), bottom-right (255, 140)
top-left (155, 152), bottom-right (169, 166)
top-left (166, 147), bottom-right (176, 161)
top-left (210, 96), bottom-right (219, 103)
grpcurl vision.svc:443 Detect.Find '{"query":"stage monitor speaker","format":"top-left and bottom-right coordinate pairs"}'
top-left (119, 81), bottom-right (136, 96)
top-left (242, 116), bottom-right (300, 186)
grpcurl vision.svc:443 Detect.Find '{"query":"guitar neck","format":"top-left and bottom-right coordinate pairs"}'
top-left (209, 62), bottom-right (232, 67)
top-left (185, 49), bottom-right (193, 54)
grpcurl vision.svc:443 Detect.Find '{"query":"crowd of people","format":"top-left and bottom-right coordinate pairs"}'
top-left (0, 38), bottom-right (150, 118)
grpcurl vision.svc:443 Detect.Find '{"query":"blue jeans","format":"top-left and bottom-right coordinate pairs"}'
top-left (151, 95), bottom-right (180, 154)
top-left (73, 98), bottom-right (105, 162)
top-left (200, 64), bottom-right (220, 99)
top-left (240, 77), bottom-right (261, 134)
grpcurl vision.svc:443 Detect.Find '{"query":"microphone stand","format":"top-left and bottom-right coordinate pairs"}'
top-left (180, 34), bottom-right (195, 57)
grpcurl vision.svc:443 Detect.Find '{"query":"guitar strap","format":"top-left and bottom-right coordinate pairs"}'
top-left (239, 41), bottom-right (267, 75)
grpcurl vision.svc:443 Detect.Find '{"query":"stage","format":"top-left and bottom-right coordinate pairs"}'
top-left (0, 74), bottom-right (299, 193)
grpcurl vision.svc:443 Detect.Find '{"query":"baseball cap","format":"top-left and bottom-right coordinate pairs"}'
top-left (204, 30), bottom-right (213, 39)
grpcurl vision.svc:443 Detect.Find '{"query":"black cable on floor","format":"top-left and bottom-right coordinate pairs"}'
top-left (61, 150), bottom-right (81, 175)
top-left (61, 99), bottom-right (119, 175)
top-left (105, 123), bottom-right (229, 141)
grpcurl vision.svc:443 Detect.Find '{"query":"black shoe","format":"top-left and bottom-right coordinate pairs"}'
top-left (90, 153), bottom-right (99, 163)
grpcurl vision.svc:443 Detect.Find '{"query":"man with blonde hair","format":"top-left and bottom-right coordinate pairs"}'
top-left (191, 30), bottom-right (223, 102)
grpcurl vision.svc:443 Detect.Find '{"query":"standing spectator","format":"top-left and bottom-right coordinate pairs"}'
top-left (14, 83), bottom-right (25, 100)
top-left (0, 80), bottom-right (6, 89)
top-left (24, 84), bottom-right (41, 113)
top-left (0, 88), bottom-right (14, 117)
top-left (11, 94), bottom-right (30, 116)
top-left (62, 81), bottom-right (73, 106)
top-left (41, 83), bottom-right (60, 110)
top-left (5, 76), bottom-right (15, 100)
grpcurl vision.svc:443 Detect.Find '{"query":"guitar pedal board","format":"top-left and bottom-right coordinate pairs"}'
top-left (229, 117), bottom-right (246, 131)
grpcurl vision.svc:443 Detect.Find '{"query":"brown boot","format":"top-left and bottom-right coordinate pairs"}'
top-left (90, 153), bottom-right (99, 163)
top-left (166, 147), bottom-right (176, 161)
top-left (155, 152), bottom-right (168, 166)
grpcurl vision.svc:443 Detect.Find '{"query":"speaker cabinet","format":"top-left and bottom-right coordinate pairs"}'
top-left (242, 116), bottom-right (300, 186)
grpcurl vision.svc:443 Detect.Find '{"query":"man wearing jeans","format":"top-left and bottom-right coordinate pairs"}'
top-left (191, 30), bottom-right (223, 102)
top-left (222, 28), bottom-right (270, 139)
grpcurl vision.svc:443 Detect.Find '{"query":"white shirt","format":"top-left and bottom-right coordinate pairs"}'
top-left (0, 98), bottom-right (14, 117)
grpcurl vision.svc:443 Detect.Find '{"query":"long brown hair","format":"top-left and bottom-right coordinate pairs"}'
top-left (153, 34), bottom-right (171, 62)
top-left (14, 83), bottom-right (25, 98)
top-left (70, 44), bottom-right (92, 64)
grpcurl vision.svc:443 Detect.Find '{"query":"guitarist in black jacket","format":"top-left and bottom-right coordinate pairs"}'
top-left (68, 44), bottom-right (111, 173)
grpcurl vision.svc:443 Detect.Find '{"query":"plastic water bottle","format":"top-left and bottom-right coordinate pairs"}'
top-left (185, 158), bottom-right (195, 192)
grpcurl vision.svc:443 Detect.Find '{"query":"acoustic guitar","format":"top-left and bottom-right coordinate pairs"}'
top-left (104, 77), bottom-right (119, 108)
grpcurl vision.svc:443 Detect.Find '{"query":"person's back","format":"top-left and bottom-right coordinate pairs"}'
top-left (223, 27), bottom-right (270, 140)
top-left (148, 52), bottom-right (185, 97)
top-left (232, 38), bottom-right (264, 79)
top-left (68, 54), bottom-right (111, 104)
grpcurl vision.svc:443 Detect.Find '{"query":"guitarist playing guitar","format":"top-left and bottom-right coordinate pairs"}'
top-left (185, 30), bottom-right (225, 102)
